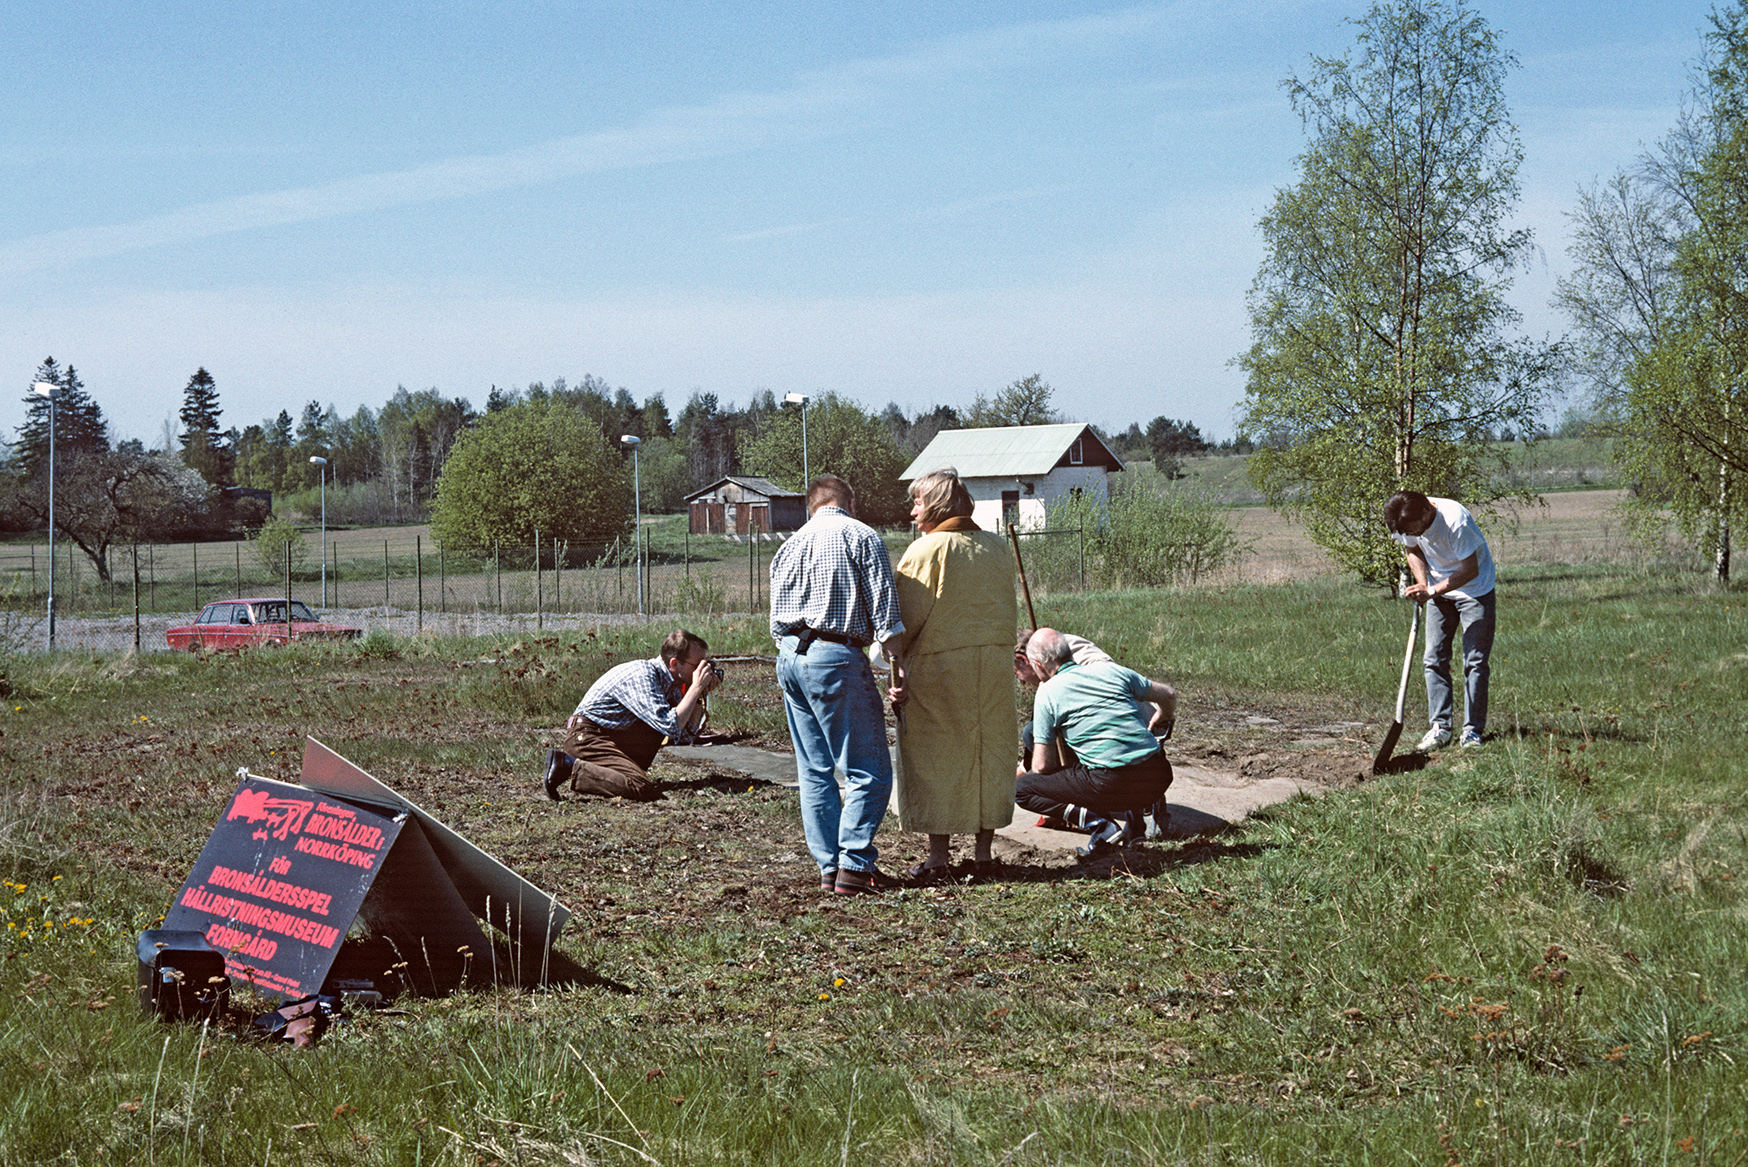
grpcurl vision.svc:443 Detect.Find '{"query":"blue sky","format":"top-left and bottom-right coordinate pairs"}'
top-left (0, 0), bottom-right (1716, 448)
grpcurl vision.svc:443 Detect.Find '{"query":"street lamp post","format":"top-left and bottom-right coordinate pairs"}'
top-left (620, 435), bottom-right (643, 619)
top-left (309, 456), bottom-right (328, 607)
top-left (31, 382), bottom-right (57, 649)
top-left (783, 393), bottom-right (811, 486)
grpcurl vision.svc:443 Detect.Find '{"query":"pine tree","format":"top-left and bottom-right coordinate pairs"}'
top-left (177, 367), bottom-right (232, 487)
top-left (17, 358), bottom-right (109, 480)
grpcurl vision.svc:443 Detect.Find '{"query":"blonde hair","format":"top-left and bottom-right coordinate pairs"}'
top-left (908, 467), bottom-right (974, 526)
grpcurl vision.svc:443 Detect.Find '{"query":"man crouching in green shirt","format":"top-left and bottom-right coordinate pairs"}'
top-left (1017, 627), bottom-right (1176, 855)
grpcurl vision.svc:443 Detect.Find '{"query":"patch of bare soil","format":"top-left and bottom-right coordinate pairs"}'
top-left (458, 659), bottom-right (1387, 906)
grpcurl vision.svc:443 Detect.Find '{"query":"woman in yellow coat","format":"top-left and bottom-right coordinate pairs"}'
top-left (892, 467), bottom-right (1017, 881)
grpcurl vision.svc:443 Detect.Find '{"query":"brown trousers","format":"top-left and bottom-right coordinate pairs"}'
top-left (560, 718), bottom-right (667, 801)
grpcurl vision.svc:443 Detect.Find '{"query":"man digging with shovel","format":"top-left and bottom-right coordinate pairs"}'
top-left (1384, 491), bottom-right (1497, 753)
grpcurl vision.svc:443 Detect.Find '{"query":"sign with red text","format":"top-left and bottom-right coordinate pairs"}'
top-left (164, 776), bottom-right (404, 1000)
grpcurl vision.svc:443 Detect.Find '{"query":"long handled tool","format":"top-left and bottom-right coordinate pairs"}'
top-left (1372, 602), bottom-right (1422, 775)
top-left (1007, 523), bottom-right (1038, 631)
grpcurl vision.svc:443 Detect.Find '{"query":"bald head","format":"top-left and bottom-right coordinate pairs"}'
top-left (1025, 627), bottom-right (1073, 678)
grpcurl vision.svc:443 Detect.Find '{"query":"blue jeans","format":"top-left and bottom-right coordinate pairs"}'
top-left (776, 639), bottom-right (892, 876)
top-left (1425, 589), bottom-right (1496, 736)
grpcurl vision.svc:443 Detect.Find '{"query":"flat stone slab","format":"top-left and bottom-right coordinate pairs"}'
top-left (661, 745), bottom-right (1321, 853)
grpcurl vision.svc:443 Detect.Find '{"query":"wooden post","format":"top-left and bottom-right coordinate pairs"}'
top-left (1007, 523), bottom-right (1038, 631)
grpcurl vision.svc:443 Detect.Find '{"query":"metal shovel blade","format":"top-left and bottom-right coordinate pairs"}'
top-left (1372, 603), bottom-right (1421, 775)
top-left (1372, 718), bottom-right (1405, 776)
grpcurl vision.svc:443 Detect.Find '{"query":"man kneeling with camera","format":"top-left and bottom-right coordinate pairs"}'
top-left (543, 628), bottom-right (724, 802)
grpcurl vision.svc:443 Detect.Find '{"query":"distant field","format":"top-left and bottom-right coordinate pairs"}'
top-left (1169, 435), bottom-right (1622, 504)
top-left (0, 433), bottom-right (1665, 645)
top-left (1227, 488), bottom-right (1662, 583)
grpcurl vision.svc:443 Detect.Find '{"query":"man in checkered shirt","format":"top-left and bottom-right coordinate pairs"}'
top-left (769, 475), bottom-right (908, 895)
top-left (542, 628), bottom-right (722, 801)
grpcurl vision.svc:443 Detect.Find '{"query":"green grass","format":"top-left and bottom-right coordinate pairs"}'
top-left (1, 565), bottom-right (1745, 1163)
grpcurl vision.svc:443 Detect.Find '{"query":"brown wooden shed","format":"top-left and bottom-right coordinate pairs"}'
top-left (684, 476), bottom-right (807, 536)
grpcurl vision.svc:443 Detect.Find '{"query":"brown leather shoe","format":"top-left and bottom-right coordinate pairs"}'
top-left (833, 868), bottom-right (899, 895)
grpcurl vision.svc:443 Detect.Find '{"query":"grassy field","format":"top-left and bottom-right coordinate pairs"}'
top-left (1, 435), bottom-right (1635, 631)
top-left (1, 532), bottom-right (1744, 1163)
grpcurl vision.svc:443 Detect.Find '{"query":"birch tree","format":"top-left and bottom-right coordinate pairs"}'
top-left (1558, 4), bottom-right (1748, 581)
top-left (1237, 0), bottom-right (1554, 584)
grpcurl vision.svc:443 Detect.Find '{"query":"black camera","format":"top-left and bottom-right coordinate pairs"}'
top-left (710, 663), bottom-right (725, 680)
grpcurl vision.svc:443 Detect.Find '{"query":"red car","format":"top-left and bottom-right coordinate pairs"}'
top-left (165, 598), bottom-right (363, 652)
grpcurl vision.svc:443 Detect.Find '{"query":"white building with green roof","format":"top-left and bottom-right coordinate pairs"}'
top-left (899, 423), bottom-right (1124, 532)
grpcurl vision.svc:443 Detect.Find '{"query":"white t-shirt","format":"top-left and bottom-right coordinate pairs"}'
top-left (1392, 497), bottom-right (1495, 600)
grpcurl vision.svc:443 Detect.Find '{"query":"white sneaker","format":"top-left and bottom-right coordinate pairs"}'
top-left (1414, 726), bottom-right (1453, 752)
top-left (1459, 729), bottom-right (1483, 749)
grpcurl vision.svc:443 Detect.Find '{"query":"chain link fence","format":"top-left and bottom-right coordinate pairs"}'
top-left (3, 525), bottom-right (1088, 656)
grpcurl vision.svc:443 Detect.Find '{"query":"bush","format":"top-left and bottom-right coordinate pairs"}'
top-left (250, 514), bottom-right (309, 578)
top-left (1028, 480), bottom-right (1247, 591)
top-left (430, 400), bottom-right (631, 548)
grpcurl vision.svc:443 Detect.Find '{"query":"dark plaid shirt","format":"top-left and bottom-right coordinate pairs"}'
top-left (768, 506), bottom-right (904, 648)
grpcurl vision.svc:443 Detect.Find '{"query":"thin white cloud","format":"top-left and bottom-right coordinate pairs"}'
top-left (726, 218), bottom-right (856, 243)
top-left (728, 185), bottom-right (1067, 245)
top-left (2, 5), bottom-right (1176, 275)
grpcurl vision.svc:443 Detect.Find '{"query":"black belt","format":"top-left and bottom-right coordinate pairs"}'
top-left (795, 627), bottom-right (858, 653)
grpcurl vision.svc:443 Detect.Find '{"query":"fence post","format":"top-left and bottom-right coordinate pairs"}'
top-left (193, 542), bottom-right (199, 608)
top-left (553, 536), bottom-right (560, 615)
top-left (331, 540), bottom-right (338, 610)
top-left (235, 542), bottom-right (242, 596)
top-left (1078, 520), bottom-right (1085, 592)
top-left (494, 539), bottom-right (501, 613)
top-left (534, 528), bottom-right (542, 631)
top-left (283, 541), bottom-right (293, 641)
top-left (149, 543), bottom-right (156, 613)
top-left (749, 536), bottom-right (755, 612)
top-left (416, 535), bottom-right (423, 633)
top-left (439, 545), bottom-right (446, 614)
top-left (132, 542), bottom-right (141, 654)
top-left (383, 539), bottom-right (390, 608)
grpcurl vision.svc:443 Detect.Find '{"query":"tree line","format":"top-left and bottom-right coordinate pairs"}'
top-left (4, 357), bottom-right (1220, 577)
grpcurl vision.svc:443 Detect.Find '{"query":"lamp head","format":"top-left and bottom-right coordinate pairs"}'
top-left (32, 382), bottom-right (56, 398)
top-left (784, 393), bottom-right (810, 406)
top-left (619, 434), bottom-right (641, 448)
top-left (309, 456), bottom-right (328, 465)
